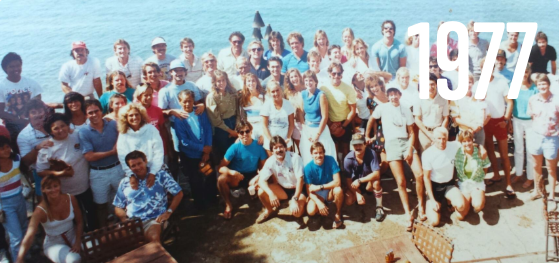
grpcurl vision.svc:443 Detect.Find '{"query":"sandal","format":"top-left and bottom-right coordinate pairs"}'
top-left (505, 189), bottom-right (517, 199)
top-left (530, 192), bottom-right (544, 201)
top-left (333, 219), bottom-right (343, 229)
top-left (485, 178), bottom-right (502, 186)
top-left (375, 207), bottom-right (386, 222)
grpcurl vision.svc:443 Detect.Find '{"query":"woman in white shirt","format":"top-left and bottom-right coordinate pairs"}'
top-left (341, 28), bottom-right (355, 61)
top-left (309, 30), bottom-right (331, 70)
top-left (261, 81), bottom-right (294, 154)
top-left (284, 69), bottom-right (305, 150)
top-left (238, 73), bottom-right (265, 144)
top-left (405, 34), bottom-right (420, 79)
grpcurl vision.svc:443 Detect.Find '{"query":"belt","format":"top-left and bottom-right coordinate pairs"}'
top-left (90, 161), bottom-right (120, 171)
top-left (425, 126), bottom-right (437, 132)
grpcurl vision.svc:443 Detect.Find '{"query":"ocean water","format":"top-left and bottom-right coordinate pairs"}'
top-left (0, 0), bottom-right (557, 103)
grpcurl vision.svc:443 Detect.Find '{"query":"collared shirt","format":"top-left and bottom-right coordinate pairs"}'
top-left (59, 57), bottom-right (102, 96)
top-left (468, 39), bottom-right (489, 74)
top-left (178, 54), bottom-right (204, 83)
top-left (250, 58), bottom-right (270, 80)
top-left (259, 152), bottom-right (303, 189)
top-left (450, 96), bottom-right (487, 130)
top-left (370, 39), bottom-right (407, 76)
top-left (113, 169), bottom-right (181, 221)
top-left (78, 119), bottom-right (119, 167)
top-left (319, 81), bottom-right (356, 122)
top-left (455, 146), bottom-right (490, 183)
top-left (527, 93), bottom-right (559, 136)
top-left (281, 51), bottom-right (309, 74)
top-left (413, 94), bottom-right (449, 128)
top-left (205, 91), bottom-right (238, 132)
top-left (158, 81), bottom-right (204, 122)
top-left (105, 55), bottom-right (144, 88)
top-left (218, 47), bottom-right (249, 76)
top-left (343, 148), bottom-right (380, 181)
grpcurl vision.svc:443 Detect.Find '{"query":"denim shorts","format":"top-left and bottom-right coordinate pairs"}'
top-left (527, 132), bottom-right (559, 160)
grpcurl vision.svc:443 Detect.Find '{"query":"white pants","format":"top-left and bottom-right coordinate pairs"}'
top-left (513, 118), bottom-right (535, 179)
top-left (43, 227), bottom-right (81, 263)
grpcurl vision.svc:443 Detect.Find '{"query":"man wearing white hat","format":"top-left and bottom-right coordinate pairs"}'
top-left (59, 41), bottom-right (102, 98)
top-left (144, 37), bottom-right (176, 81)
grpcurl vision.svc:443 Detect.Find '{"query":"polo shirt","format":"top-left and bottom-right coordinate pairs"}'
top-left (281, 51), bottom-right (309, 74)
top-left (370, 39), bottom-right (407, 76)
top-left (78, 119), bottom-right (119, 167)
top-left (217, 47), bottom-right (249, 76)
top-left (250, 58), bottom-right (270, 80)
top-left (413, 94), bottom-right (449, 128)
top-left (343, 148), bottom-right (380, 181)
top-left (304, 155), bottom-right (339, 186)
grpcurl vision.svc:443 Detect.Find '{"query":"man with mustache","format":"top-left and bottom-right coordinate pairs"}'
top-left (144, 37), bottom-right (176, 81)
top-left (105, 39), bottom-right (143, 88)
top-left (59, 41), bottom-right (103, 99)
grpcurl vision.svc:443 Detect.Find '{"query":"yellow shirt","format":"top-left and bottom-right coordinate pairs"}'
top-left (319, 81), bottom-right (356, 122)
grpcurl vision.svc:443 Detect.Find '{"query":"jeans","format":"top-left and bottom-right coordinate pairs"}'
top-left (179, 153), bottom-right (217, 209)
top-left (0, 194), bottom-right (28, 262)
top-left (513, 118), bottom-right (535, 179)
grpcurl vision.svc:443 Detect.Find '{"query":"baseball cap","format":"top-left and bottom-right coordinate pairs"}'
top-left (497, 49), bottom-right (506, 59)
top-left (169, 60), bottom-right (186, 71)
top-left (72, 41), bottom-right (87, 50)
top-left (350, 133), bottom-right (366, 145)
top-left (151, 37), bottom-right (166, 47)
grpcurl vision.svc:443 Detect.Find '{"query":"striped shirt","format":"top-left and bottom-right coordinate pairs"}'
top-left (0, 155), bottom-right (22, 199)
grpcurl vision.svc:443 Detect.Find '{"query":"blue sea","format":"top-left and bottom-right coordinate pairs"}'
top-left (0, 0), bottom-right (557, 103)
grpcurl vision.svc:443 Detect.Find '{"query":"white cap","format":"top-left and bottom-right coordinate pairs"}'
top-left (151, 37), bottom-right (166, 47)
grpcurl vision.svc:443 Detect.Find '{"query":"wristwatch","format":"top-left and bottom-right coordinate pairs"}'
top-left (166, 208), bottom-right (173, 214)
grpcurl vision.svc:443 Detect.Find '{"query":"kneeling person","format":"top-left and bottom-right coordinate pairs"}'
top-left (113, 151), bottom-right (183, 243)
top-left (256, 136), bottom-right (306, 223)
top-left (305, 142), bottom-right (344, 229)
top-left (343, 133), bottom-right (385, 222)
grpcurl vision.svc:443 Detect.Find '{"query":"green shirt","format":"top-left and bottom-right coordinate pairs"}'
top-left (454, 146), bottom-right (490, 183)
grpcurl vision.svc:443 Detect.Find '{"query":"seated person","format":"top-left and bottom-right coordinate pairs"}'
top-left (217, 121), bottom-right (268, 220)
top-left (305, 142), bottom-right (344, 229)
top-left (422, 127), bottom-right (469, 226)
top-left (113, 150), bottom-right (183, 244)
top-left (343, 133), bottom-right (385, 222)
top-left (256, 136), bottom-right (306, 224)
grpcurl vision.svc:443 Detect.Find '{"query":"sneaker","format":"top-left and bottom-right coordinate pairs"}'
top-left (230, 189), bottom-right (240, 198)
top-left (375, 206), bottom-right (386, 222)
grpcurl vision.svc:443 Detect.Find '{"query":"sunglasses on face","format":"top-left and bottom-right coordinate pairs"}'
top-left (251, 48), bottom-right (263, 52)
top-left (238, 129), bottom-right (251, 135)
top-left (331, 72), bottom-right (342, 76)
top-left (384, 27), bottom-right (394, 31)
top-left (429, 65), bottom-right (439, 69)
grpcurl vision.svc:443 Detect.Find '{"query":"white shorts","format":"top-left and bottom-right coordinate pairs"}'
top-left (90, 164), bottom-right (125, 204)
top-left (458, 180), bottom-right (486, 194)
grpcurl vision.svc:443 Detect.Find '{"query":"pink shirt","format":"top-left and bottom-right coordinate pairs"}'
top-left (145, 105), bottom-right (168, 154)
top-left (151, 80), bottom-right (169, 107)
top-left (430, 38), bottom-right (458, 57)
top-left (527, 93), bottom-right (559, 136)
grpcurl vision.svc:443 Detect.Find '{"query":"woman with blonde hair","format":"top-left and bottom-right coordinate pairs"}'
top-left (134, 83), bottom-right (169, 156)
top-left (345, 38), bottom-right (370, 70)
top-left (309, 30), bottom-right (330, 69)
top-left (341, 28), bottom-right (355, 60)
top-left (116, 103), bottom-right (164, 178)
top-left (238, 73), bottom-right (265, 145)
top-left (261, 80), bottom-right (294, 154)
top-left (206, 70), bottom-right (239, 159)
top-left (284, 68), bottom-right (305, 150)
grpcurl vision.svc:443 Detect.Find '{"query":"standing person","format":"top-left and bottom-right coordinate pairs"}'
top-left (364, 74), bottom-right (390, 175)
top-left (343, 133), bottom-right (385, 222)
top-left (474, 59), bottom-right (514, 197)
top-left (174, 90), bottom-right (214, 210)
top-left (284, 68), bottom-right (305, 150)
top-left (527, 74), bottom-right (559, 205)
top-left (529, 31), bottom-right (557, 75)
top-left (144, 37), bottom-right (176, 81)
top-left (261, 81), bottom-right (295, 154)
top-left (256, 136), bottom-right (306, 223)
top-left (59, 41), bottom-right (102, 98)
top-left (218, 32), bottom-right (249, 77)
top-left (16, 176), bottom-right (83, 263)
top-left (36, 113), bottom-right (97, 231)
top-left (178, 37), bottom-right (204, 82)
top-left (299, 71), bottom-right (337, 165)
top-left (134, 84), bottom-right (169, 157)
top-left (62, 92), bottom-right (88, 132)
top-left (105, 39), bottom-right (143, 88)
top-left (442, 49), bottom-right (462, 90)
top-left (305, 142), bottom-right (344, 229)
top-left (282, 32), bottom-right (309, 74)
top-left (309, 30), bottom-right (331, 70)
top-left (371, 20), bottom-right (407, 79)
top-left (0, 136), bottom-right (28, 262)
top-left (0, 52), bottom-right (43, 144)
top-left (264, 31), bottom-right (291, 60)
top-left (319, 62), bottom-right (357, 162)
top-left (495, 50), bottom-right (514, 83)
top-left (429, 21), bottom-right (458, 58)
top-left (423, 127), bottom-right (469, 227)
top-left (500, 32), bottom-right (521, 72)
top-left (428, 57), bottom-right (453, 91)
top-left (217, 121), bottom-right (268, 219)
top-left (328, 45), bottom-right (347, 64)
top-left (414, 74), bottom-right (449, 153)
top-left (142, 62), bottom-right (169, 107)
top-left (370, 86), bottom-right (424, 230)
top-left (351, 72), bottom-right (373, 134)
top-left (261, 57), bottom-right (284, 90)
top-left (406, 33), bottom-right (420, 78)
top-left (450, 73), bottom-right (489, 145)
top-left (196, 52), bottom-right (219, 94)
top-left (390, 67), bottom-right (419, 111)
top-left (99, 71), bottom-right (135, 114)
top-left (346, 38), bottom-right (371, 70)
top-left (467, 21), bottom-right (489, 81)
top-left (248, 41), bottom-right (270, 81)
top-left (238, 73), bottom-right (266, 144)
top-left (103, 94), bottom-right (127, 121)
top-left (511, 65), bottom-right (538, 189)
top-left (78, 100), bottom-right (123, 227)
top-left (341, 28), bottom-right (355, 61)
top-left (206, 70), bottom-right (239, 160)
top-left (307, 51), bottom-right (329, 84)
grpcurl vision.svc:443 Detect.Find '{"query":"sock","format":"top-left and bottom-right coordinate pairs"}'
top-left (374, 189), bottom-right (383, 207)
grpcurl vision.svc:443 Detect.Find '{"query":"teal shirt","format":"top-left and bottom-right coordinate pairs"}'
top-left (99, 88), bottom-right (135, 114)
top-left (513, 84), bottom-right (538, 120)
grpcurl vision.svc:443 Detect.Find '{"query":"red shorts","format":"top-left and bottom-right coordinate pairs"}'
top-left (484, 117), bottom-right (508, 141)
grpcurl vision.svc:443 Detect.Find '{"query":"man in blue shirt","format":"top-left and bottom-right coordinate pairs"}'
top-left (343, 133), bottom-right (385, 222)
top-left (281, 32), bottom-right (309, 74)
top-left (371, 20), bottom-right (407, 78)
top-left (218, 120), bottom-right (268, 219)
top-left (79, 99), bottom-right (124, 227)
top-left (304, 142), bottom-right (344, 229)
top-left (495, 49), bottom-right (514, 83)
top-left (114, 150), bottom-right (183, 244)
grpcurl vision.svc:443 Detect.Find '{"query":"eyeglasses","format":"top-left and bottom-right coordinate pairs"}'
top-left (331, 72), bottom-right (343, 76)
top-left (251, 48), bottom-right (263, 52)
top-left (384, 27), bottom-right (394, 31)
top-left (238, 129), bottom-right (251, 135)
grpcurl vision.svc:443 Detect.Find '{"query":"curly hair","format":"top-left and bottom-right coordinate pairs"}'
top-left (240, 73), bottom-right (265, 107)
top-left (211, 70), bottom-right (236, 95)
top-left (284, 68), bottom-right (303, 99)
top-left (117, 103), bottom-right (150, 134)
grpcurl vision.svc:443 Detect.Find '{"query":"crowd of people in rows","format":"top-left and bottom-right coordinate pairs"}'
top-left (0, 19), bottom-right (557, 263)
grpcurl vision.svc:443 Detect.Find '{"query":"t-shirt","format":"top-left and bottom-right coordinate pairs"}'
top-left (304, 155), bottom-right (339, 186)
top-left (343, 148), bottom-right (380, 181)
top-left (195, 75), bottom-right (212, 95)
top-left (158, 81), bottom-right (203, 122)
top-left (224, 140), bottom-right (268, 173)
top-left (259, 152), bottom-right (303, 189)
top-left (105, 55), bottom-right (144, 88)
top-left (413, 95), bottom-right (449, 128)
top-left (144, 54), bottom-right (176, 81)
top-left (281, 51), bottom-right (309, 74)
top-left (405, 45), bottom-right (420, 77)
top-left (78, 119), bottom-right (119, 167)
top-left (496, 68), bottom-right (514, 84)
top-left (450, 96), bottom-right (487, 130)
top-left (0, 155), bottom-right (23, 199)
top-left (0, 76), bottom-right (43, 121)
top-left (59, 57), bottom-right (102, 96)
top-left (260, 98), bottom-right (295, 139)
top-left (370, 39), bottom-right (407, 76)
top-left (473, 77), bottom-right (509, 118)
top-left (499, 42), bottom-right (521, 72)
top-left (98, 88), bottom-right (135, 114)
top-left (355, 89), bottom-right (372, 120)
top-left (529, 45), bottom-right (557, 74)
top-left (319, 81), bottom-right (356, 122)
top-left (468, 39), bottom-right (489, 74)
top-left (513, 84), bottom-right (538, 120)
top-left (422, 141), bottom-right (461, 183)
top-left (395, 85), bottom-right (420, 111)
top-left (372, 103), bottom-right (414, 141)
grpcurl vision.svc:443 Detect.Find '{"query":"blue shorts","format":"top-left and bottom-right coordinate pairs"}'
top-left (315, 189), bottom-right (330, 202)
top-left (527, 133), bottom-right (559, 160)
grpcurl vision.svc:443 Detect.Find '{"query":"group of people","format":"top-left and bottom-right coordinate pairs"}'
top-left (0, 18), bottom-right (557, 263)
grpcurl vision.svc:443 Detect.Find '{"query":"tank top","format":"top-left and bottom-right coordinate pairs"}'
top-left (37, 194), bottom-right (75, 236)
top-left (302, 88), bottom-right (323, 126)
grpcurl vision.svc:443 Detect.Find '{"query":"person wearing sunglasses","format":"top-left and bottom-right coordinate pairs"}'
top-left (248, 41), bottom-right (270, 81)
top-left (371, 20), bottom-right (407, 80)
top-left (218, 31), bottom-right (249, 77)
top-left (217, 121), bottom-right (268, 220)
